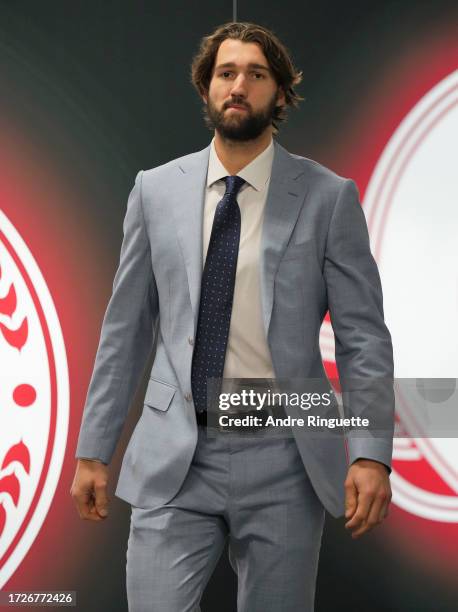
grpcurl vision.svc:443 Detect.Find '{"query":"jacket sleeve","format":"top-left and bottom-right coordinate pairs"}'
top-left (323, 178), bottom-right (395, 471)
top-left (75, 170), bottom-right (159, 465)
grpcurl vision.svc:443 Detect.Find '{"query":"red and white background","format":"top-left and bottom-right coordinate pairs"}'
top-left (0, 3), bottom-right (457, 610)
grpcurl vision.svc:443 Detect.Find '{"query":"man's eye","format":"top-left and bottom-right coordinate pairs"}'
top-left (219, 72), bottom-right (265, 79)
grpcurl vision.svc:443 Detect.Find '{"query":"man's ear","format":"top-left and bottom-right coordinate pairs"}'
top-left (276, 87), bottom-right (286, 108)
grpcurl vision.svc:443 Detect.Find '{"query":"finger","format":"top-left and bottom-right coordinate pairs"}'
top-left (349, 503), bottom-right (377, 538)
top-left (345, 492), bottom-right (373, 531)
top-left (380, 498), bottom-right (391, 521)
top-left (87, 504), bottom-right (104, 522)
top-left (344, 479), bottom-right (358, 519)
top-left (78, 501), bottom-right (103, 521)
top-left (351, 522), bottom-right (370, 538)
top-left (351, 491), bottom-right (391, 538)
top-left (84, 510), bottom-right (104, 522)
top-left (74, 487), bottom-right (104, 521)
top-left (364, 494), bottom-right (386, 531)
top-left (348, 513), bottom-right (372, 538)
top-left (74, 490), bottom-right (95, 519)
top-left (80, 500), bottom-right (103, 521)
top-left (94, 482), bottom-right (109, 518)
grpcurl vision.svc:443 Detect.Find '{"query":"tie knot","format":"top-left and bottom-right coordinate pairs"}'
top-left (224, 175), bottom-right (245, 198)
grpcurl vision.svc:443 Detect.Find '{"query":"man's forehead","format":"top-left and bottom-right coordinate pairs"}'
top-left (214, 39), bottom-right (269, 68)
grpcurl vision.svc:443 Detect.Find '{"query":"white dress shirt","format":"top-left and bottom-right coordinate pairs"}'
top-left (203, 136), bottom-right (276, 379)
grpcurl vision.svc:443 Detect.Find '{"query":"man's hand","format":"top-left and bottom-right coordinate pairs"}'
top-left (344, 458), bottom-right (391, 538)
top-left (70, 459), bottom-right (110, 521)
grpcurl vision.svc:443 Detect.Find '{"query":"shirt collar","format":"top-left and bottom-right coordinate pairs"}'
top-left (206, 135), bottom-right (274, 192)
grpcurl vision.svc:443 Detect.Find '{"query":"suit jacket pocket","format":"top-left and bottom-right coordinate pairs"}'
top-left (144, 377), bottom-right (176, 412)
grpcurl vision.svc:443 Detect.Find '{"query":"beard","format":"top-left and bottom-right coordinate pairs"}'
top-left (204, 91), bottom-right (279, 141)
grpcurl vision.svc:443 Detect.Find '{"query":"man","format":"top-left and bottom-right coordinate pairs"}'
top-left (71, 21), bottom-right (394, 612)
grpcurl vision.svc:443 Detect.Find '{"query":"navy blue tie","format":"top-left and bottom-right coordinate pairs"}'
top-left (191, 175), bottom-right (246, 413)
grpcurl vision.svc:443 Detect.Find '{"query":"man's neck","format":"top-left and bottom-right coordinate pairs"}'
top-left (213, 129), bottom-right (273, 175)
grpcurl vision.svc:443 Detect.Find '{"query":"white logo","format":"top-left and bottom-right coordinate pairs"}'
top-left (0, 211), bottom-right (69, 587)
top-left (321, 70), bottom-right (458, 522)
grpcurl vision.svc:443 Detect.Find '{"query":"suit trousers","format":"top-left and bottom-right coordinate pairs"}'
top-left (126, 423), bottom-right (326, 612)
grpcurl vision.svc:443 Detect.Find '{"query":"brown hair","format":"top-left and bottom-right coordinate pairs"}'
top-left (190, 21), bottom-right (303, 134)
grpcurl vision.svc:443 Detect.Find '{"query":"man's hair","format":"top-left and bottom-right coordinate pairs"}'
top-left (190, 21), bottom-right (303, 133)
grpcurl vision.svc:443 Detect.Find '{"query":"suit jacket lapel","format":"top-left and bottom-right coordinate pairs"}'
top-left (260, 140), bottom-right (309, 335)
top-left (170, 139), bottom-right (309, 336)
top-left (170, 144), bottom-right (210, 329)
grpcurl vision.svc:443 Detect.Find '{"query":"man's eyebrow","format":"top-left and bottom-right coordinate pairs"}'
top-left (215, 62), bottom-right (271, 72)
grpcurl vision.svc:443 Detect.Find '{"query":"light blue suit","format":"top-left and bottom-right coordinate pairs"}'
top-left (76, 138), bottom-right (394, 518)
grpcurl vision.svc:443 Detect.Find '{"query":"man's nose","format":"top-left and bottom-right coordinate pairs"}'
top-left (229, 73), bottom-right (248, 97)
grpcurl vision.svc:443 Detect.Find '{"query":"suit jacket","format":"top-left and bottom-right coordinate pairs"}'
top-left (75, 139), bottom-right (394, 518)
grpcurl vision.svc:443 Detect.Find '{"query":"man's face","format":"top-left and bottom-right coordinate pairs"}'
top-left (203, 38), bottom-right (285, 141)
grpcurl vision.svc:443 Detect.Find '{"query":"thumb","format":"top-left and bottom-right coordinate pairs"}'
top-left (344, 478), bottom-right (358, 519)
top-left (94, 483), bottom-right (109, 517)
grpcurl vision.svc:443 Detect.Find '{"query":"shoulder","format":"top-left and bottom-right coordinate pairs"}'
top-left (277, 145), bottom-right (362, 226)
top-left (287, 148), bottom-right (351, 195)
top-left (140, 146), bottom-right (209, 183)
top-left (274, 141), bottom-right (357, 204)
top-left (293, 152), bottom-right (346, 181)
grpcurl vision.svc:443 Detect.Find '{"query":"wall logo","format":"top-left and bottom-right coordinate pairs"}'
top-left (0, 212), bottom-right (69, 587)
top-left (321, 70), bottom-right (458, 523)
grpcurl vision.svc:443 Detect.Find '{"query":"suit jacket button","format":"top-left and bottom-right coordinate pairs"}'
top-left (188, 336), bottom-right (194, 346)
top-left (184, 392), bottom-right (192, 402)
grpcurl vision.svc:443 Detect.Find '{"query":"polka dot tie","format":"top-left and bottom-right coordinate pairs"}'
top-left (191, 175), bottom-right (246, 413)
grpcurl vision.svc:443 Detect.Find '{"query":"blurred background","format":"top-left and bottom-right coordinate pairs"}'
top-left (0, 1), bottom-right (457, 610)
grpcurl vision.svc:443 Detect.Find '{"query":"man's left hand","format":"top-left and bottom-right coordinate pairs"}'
top-left (344, 458), bottom-right (392, 539)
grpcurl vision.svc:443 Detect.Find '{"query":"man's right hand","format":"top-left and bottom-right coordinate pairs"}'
top-left (70, 459), bottom-right (110, 521)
